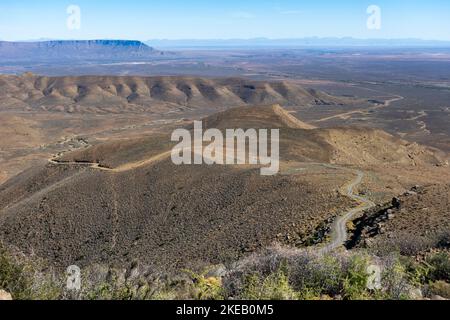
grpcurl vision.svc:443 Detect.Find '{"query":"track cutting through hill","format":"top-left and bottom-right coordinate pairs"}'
top-left (49, 150), bottom-right (172, 173)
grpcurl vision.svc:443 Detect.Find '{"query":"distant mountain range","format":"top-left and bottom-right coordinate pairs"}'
top-left (145, 37), bottom-right (450, 49)
top-left (0, 40), bottom-right (161, 62)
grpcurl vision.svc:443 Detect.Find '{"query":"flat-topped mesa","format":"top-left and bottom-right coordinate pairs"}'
top-left (33, 40), bottom-right (153, 50)
top-left (41, 39), bottom-right (148, 46)
top-left (0, 40), bottom-right (158, 61)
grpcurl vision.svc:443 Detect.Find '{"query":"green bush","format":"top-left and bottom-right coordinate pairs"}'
top-left (296, 287), bottom-right (322, 300)
top-left (0, 244), bottom-right (63, 300)
top-left (342, 255), bottom-right (371, 300)
top-left (0, 245), bottom-right (31, 299)
top-left (85, 282), bottom-right (136, 300)
top-left (241, 269), bottom-right (298, 300)
top-left (294, 255), bottom-right (344, 296)
top-left (184, 269), bottom-right (224, 300)
top-left (428, 281), bottom-right (450, 299)
top-left (427, 252), bottom-right (450, 282)
top-left (400, 256), bottom-right (432, 287)
top-left (381, 256), bottom-right (411, 300)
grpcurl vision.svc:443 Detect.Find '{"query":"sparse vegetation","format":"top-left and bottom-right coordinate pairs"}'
top-left (0, 244), bottom-right (30, 299)
top-left (0, 243), bottom-right (60, 300)
top-left (1, 244), bottom-right (448, 300)
top-left (241, 268), bottom-right (299, 300)
top-left (428, 281), bottom-right (450, 299)
top-left (183, 269), bottom-right (224, 300)
top-left (342, 255), bottom-right (371, 300)
top-left (222, 245), bottom-right (420, 300)
top-left (427, 251), bottom-right (450, 281)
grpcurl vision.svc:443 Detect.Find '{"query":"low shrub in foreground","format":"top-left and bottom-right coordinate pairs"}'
top-left (0, 244), bottom-right (60, 300)
top-left (1, 243), bottom-right (448, 300)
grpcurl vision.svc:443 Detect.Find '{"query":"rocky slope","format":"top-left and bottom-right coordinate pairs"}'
top-left (349, 184), bottom-right (450, 254)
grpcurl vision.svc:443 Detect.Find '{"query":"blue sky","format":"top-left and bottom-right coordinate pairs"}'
top-left (1, 0), bottom-right (449, 41)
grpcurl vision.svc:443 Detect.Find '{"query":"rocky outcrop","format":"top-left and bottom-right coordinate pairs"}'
top-left (347, 187), bottom-right (419, 248)
top-left (0, 289), bottom-right (12, 300)
top-left (347, 184), bottom-right (450, 253)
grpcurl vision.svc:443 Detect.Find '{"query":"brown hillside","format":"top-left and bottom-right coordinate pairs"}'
top-left (0, 75), bottom-right (348, 113)
top-left (198, 104), bottom-right (316, 130)
top-left (0, 105), bottom-right (447, 270)
top-left (59, 105), bottom-right (445, 168)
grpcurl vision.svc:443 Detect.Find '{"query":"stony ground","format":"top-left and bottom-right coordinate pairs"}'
top-left (350, 184), bottom-right (450, 254)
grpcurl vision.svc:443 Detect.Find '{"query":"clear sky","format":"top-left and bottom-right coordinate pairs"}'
top-left (1, 0), bottom-right (449, 41)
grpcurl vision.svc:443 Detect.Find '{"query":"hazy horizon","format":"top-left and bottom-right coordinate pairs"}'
top-left (3, 36), bottom-right (450, 42)
top-left (3, 37), bottom-right (450, 50)
top-left (1, 0), bottom-right (449, 41)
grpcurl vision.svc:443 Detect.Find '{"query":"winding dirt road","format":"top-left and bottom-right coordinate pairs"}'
top-left (286, 163), bottom-right (376, 254)
top-left (315, 95), bottom-right (404, 123)
top-left (319, 167), bottom-right (375, 254)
